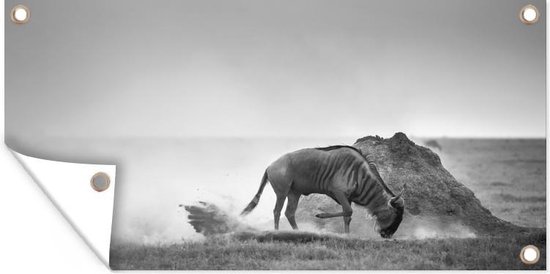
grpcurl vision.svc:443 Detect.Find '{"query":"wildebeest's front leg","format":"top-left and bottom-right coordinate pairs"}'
top-left (315, 191), bottom-right (353, 233)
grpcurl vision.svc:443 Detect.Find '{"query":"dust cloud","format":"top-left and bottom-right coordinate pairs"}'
top-left (402, 218), bottom-right (476, 239)
top-left (180, 199), bottom-right (477, 242)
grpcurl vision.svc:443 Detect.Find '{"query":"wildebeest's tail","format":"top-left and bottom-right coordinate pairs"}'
top-left (240, 170), bottom-right (268, 216)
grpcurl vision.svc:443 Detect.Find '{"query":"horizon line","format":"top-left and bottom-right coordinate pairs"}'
top-left (27, 134), bottom-right (547, 140)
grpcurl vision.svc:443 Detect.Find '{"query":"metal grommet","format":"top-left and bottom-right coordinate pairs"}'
top-left (519, 4), bottom-right (539, 25)
top-left (10, 5), bottom-right (30, 24)
top-left (90, 172), bottom-right (111, 192)
top-left (519, 245), bottom-right (540, 265)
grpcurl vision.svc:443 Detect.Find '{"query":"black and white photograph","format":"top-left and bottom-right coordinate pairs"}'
top-left (5, 0), bottom-right (546, 270)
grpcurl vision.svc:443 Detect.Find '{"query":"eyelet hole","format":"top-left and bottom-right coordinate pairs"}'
top-left (519, 5), bottom-right (539, 25)
top-left (520, 245), bottom-right (540, 265)
top-left (91, 172), bottom-right (111, 192)
top-left (11, 5), bottom-right (30, 24)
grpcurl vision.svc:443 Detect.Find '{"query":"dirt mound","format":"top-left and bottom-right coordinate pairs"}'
top-left (297, 132), bottom-right (529, 236)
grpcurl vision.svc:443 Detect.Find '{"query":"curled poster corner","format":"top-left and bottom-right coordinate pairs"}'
top-left (9, 149), bottom-right (116, 267)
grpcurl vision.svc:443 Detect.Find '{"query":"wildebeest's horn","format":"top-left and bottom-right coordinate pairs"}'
top-left (390, 184), bottom-right (407, 202)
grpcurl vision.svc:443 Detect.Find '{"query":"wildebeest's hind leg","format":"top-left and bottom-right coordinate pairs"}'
top-left (273, 195), bottom-right (286, 230)
top-left (285, 190), bottom-right (301, 230)
top-left (266, 161), bottom-right (293, 230)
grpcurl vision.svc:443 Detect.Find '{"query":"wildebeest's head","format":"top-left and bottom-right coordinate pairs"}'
top-left (376, 185), bottom-right (406, 238)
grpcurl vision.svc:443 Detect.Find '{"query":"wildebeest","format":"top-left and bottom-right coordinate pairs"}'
top-left (241, 145), bottom-right (406, 238)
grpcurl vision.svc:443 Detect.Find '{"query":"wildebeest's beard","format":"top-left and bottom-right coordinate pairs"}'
top-left (375, 197), bottom-right (405, 239)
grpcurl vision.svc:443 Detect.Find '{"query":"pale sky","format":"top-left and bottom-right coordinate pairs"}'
top-left (6, 0), bottom-right (546, 148)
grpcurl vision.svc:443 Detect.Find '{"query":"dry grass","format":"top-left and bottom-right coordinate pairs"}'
top-left (496, 194), bottom-right (546, 203)
top-left (110, 230), bottom-right (545, 270)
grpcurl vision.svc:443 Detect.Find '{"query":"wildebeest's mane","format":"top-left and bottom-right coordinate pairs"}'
top-left (315, 145), bottom-right (358, 152)
top-left (315, 145), bottom-right (396, 196)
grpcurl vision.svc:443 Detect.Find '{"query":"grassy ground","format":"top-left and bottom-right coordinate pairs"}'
top-left (110, 230), bottom-right (545, 270)
top-left (434, 138), bottom-right (546, 228)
